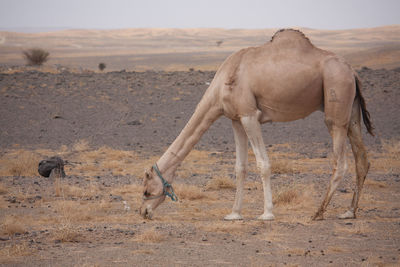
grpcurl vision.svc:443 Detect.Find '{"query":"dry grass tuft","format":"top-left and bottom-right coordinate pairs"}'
top-left (135, 227), bottom-right (165, 243)
top-left (174, 184), bottom-right (207, 200)
top-left (273, 186), bottom-right (299, 206)
top-left (0, 150), bottom-right (40, 176)
top-left (1, 215), bottom-right (27, 236)
top-left (53, 224), bottom-right (83, 243)
top-left (273, 184), bottom-right (315, 209)
top-left (270, 158), bottom-right (296, 174)
top-left (205, 176), bottom-right (235, 190)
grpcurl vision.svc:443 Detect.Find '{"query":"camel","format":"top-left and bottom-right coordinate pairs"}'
top-left (140, 29), bottom-right (374, 221)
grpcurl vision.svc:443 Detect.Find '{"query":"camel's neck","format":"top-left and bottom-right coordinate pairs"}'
top-left (156, 87), bottom-right (222, 180)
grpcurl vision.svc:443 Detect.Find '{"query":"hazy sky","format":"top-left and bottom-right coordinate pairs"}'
top-left (0, 0), bottom-right (399, 31)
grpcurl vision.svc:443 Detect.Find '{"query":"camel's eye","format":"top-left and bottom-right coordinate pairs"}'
top-left (144, 191), bottom-right (151, 197)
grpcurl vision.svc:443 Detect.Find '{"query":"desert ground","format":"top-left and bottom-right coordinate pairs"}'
top-left (0, 27), bottom-right (400, 266)
top-left (1, 26), bottom-right (400, 71)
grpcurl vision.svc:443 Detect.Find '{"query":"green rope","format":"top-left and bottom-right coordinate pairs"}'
top-left (153, 164), bottom-right (178, 202)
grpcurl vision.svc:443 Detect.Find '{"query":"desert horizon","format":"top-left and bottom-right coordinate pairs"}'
top-left (1, 25), bottom-right (399, 71)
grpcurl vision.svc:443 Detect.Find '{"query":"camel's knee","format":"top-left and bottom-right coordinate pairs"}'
top-left (340, 158), bottom-right (348, 175)
top-left (235, 162), bottom-right (248, 176)
top-left (257, 160), bottom-right (271, 177)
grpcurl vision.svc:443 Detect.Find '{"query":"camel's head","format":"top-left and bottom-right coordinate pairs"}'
top-left (139, 167), bottom-right (166, 219)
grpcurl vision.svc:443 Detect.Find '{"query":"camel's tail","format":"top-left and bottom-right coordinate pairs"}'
top-left (355, 75), bottom-right (374, 136)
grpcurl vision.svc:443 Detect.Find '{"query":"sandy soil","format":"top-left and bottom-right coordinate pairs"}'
top-left (0, 67), bottom-right (399, 266)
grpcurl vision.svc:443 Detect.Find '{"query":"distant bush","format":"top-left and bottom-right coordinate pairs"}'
top-left (22, 48), bottom-right (49, 66)
top-left (98, 62), bottom-right (106, 71)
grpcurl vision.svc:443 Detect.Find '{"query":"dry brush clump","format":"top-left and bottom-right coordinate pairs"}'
top-left (98, 62), bottom-right (106, 71)
top-left (22, 48), bottom-right (49, 66)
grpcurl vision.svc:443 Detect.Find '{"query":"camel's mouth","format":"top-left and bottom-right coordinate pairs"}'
top-left (140, 206), bottom-right (153, 220)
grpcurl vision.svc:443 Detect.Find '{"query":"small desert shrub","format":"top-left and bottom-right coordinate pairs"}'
top-left (135, 227), bottom-right (164, 243)
top-left (23, 48), bottom-right (49, 66)
top-left (205, 176), bottom-right (235, 190)
top-left (98, 62), bottom-right (106, 71)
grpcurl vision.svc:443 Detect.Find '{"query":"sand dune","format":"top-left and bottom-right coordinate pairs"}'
top-left (0, 25), bottom-right (399, 71)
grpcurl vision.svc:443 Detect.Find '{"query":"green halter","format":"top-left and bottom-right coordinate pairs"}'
top-left (142, 163), bottom-right (178, 202)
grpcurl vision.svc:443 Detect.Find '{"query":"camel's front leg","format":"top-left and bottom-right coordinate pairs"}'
top-left (225, 120), bottom-right (248, 221)
top-left (241, 114), bottom-right (274, 221)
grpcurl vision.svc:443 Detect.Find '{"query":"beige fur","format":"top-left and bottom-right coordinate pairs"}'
top-left (140, 29), bottom-right (372, 221)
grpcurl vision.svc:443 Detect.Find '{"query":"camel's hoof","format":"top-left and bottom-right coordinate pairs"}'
top-left (338, 210), bottom-right (355, 219)
top-left (224, 213), bottom-right (243, 221)
top-left (312, 213), bottom-right (324, 221)
top-left (257, 213), bottom-right (275, 221)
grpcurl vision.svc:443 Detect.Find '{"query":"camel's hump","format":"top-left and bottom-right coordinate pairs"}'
top-left (270, 29), bottom-right (314, 47)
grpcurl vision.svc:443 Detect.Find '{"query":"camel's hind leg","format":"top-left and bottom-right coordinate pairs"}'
top-left (313, 122), bottom-right (348, 220)
top-left (240, 113), bottom-right (274, 221)
top-left (225, 120), bottom-right (248, 220)
top-left (313, 59), bottom-right (355, 220)
top-left (338, 97), bottom-right (370, 219)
